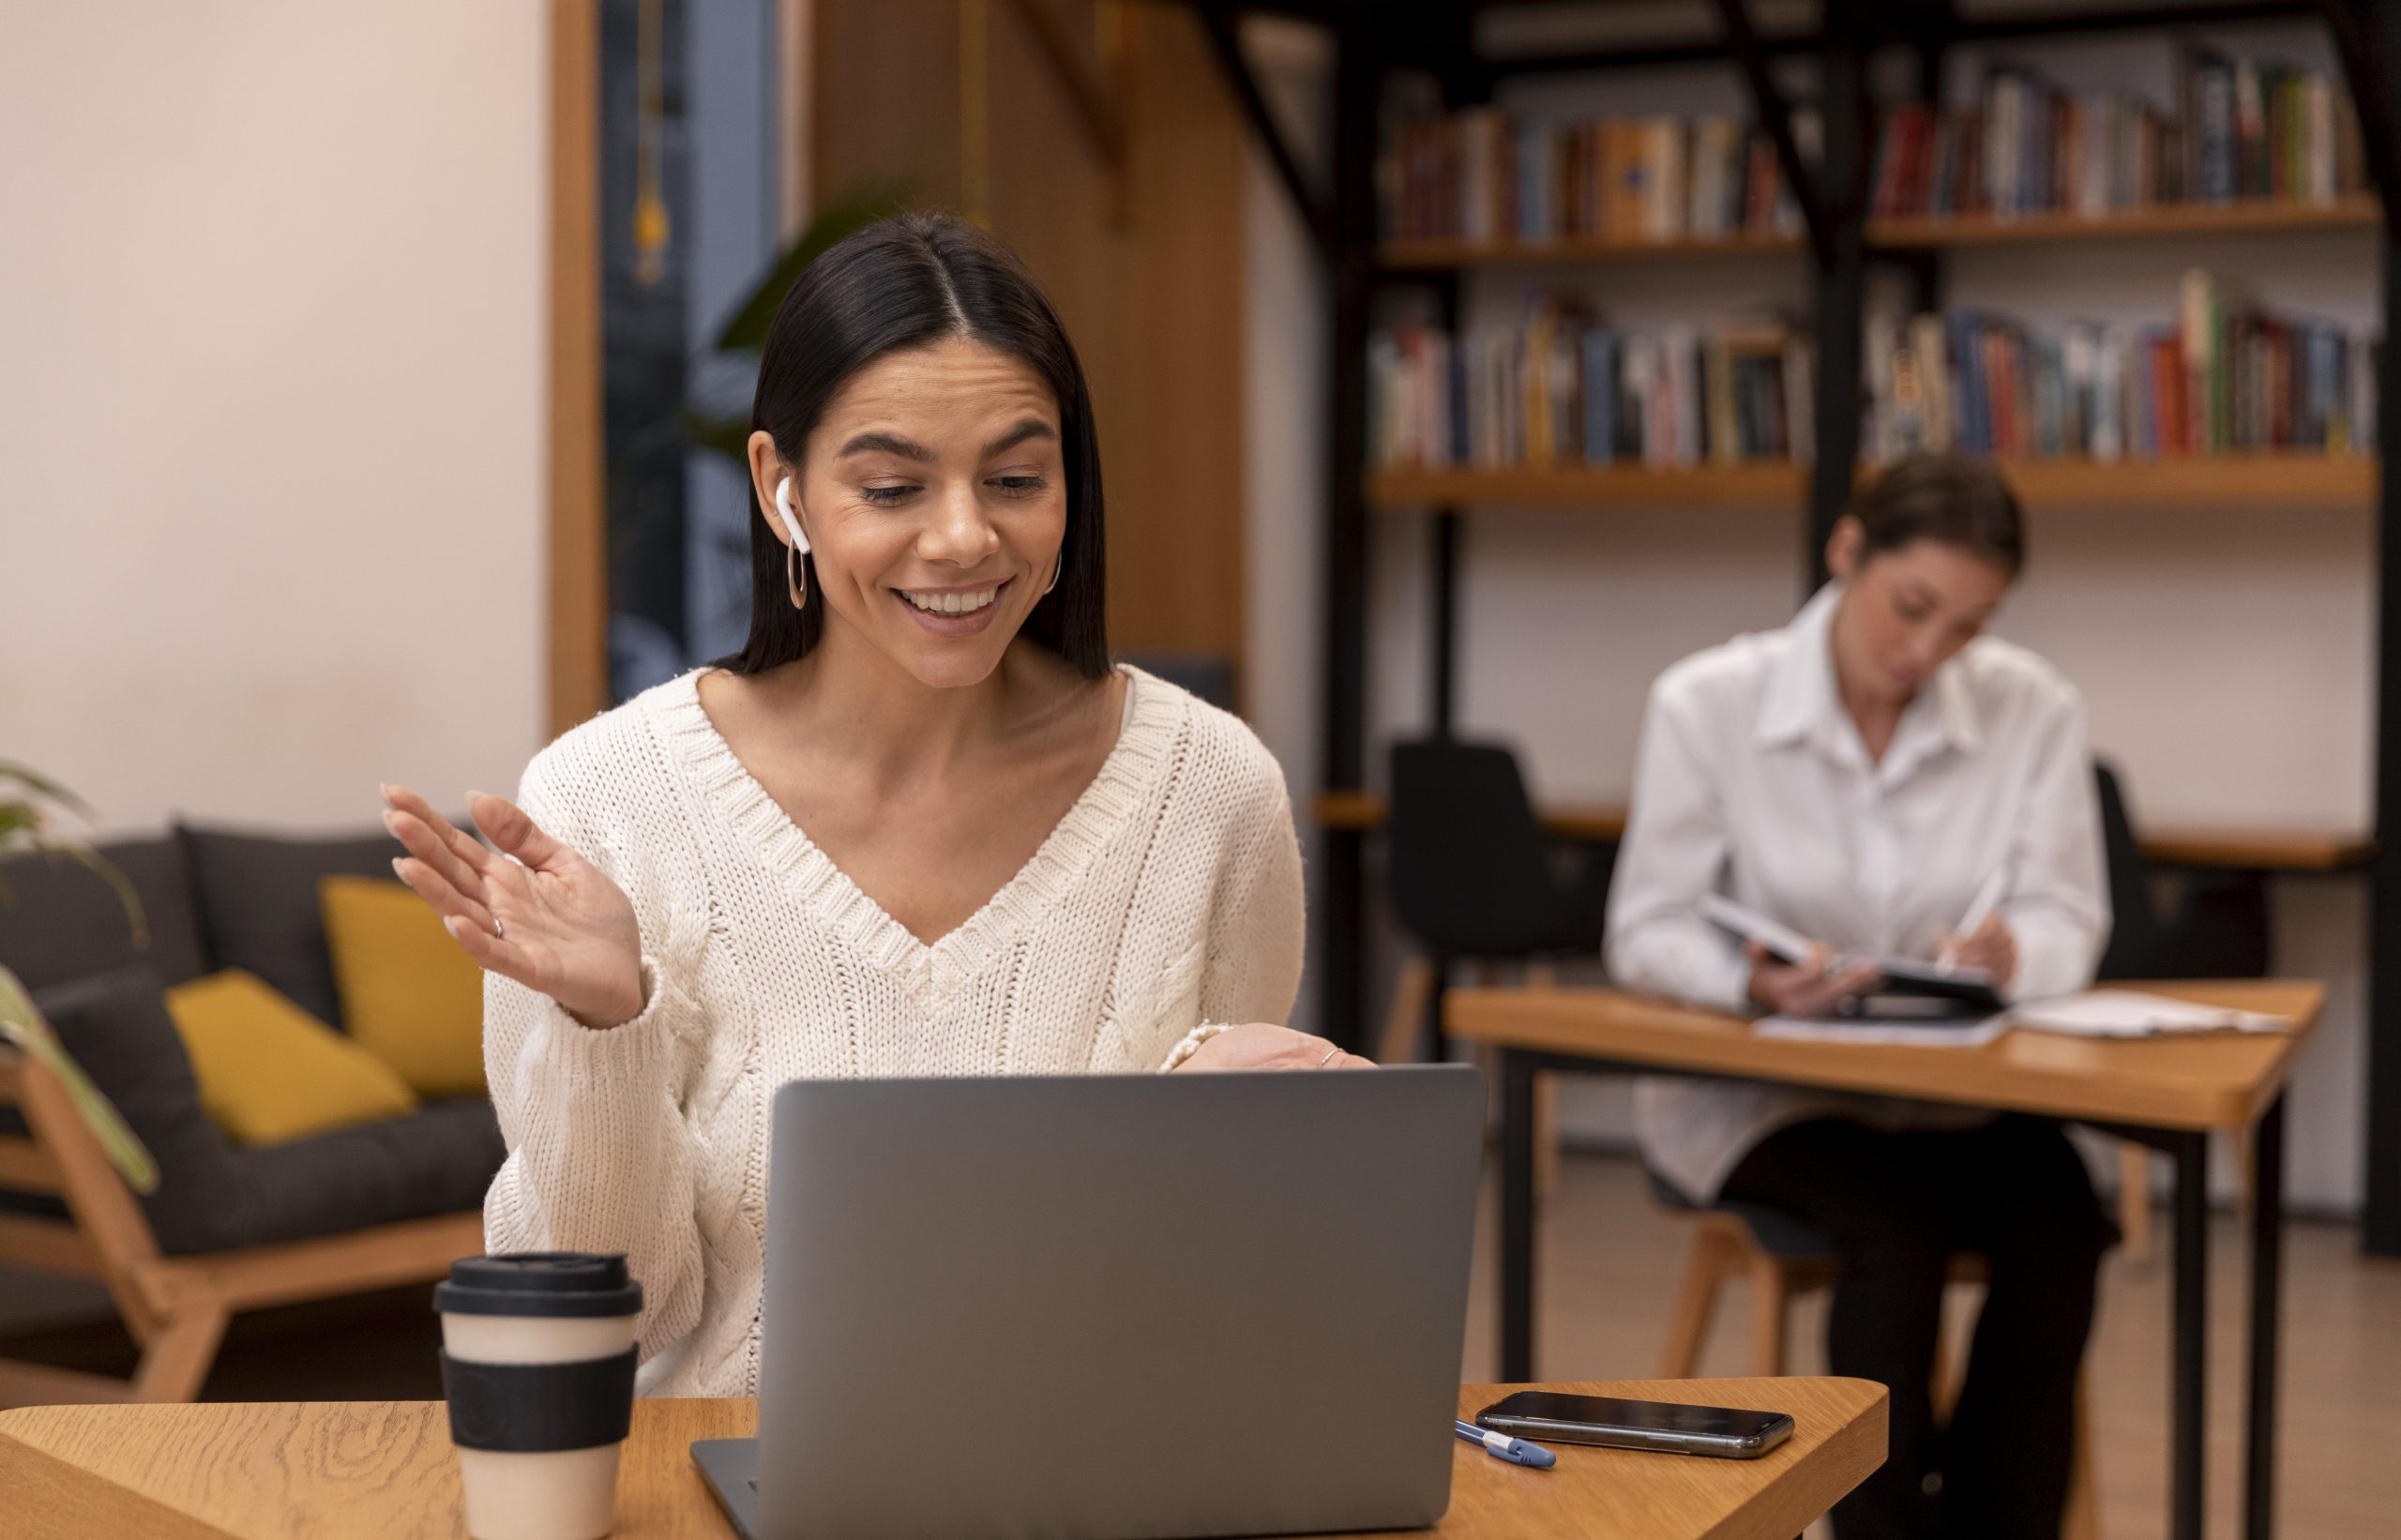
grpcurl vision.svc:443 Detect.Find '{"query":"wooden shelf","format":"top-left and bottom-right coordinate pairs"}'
top-left (1381, 229), bottom-right (1803, 268)
top-left (1316, 792), bottom-right (2373, 873)
top-left (1868, 195), bottom-right (2382, 249)
top-left (1378, 197), bottom-right (2382, 269)
top-left (1367, 462), bottom-right (1807, 510)
top-left (2002, 455), bottom-right (2375, 506)
top-left (1366, 456), bottom-right (2373, 511)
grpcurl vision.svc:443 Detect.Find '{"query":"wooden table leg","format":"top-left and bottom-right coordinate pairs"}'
top-left (2171, 1130), bottom-right (2209, 1540)
top-left (2246, 1095), bottom-right (2286, 1540)
top-left (1499, 1049), bottom-right (1536, 1382)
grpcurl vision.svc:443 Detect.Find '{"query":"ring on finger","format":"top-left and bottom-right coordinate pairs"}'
top-left (492, 915), bottom-right (505, 940)
top-left (1318, 1044), bottom-right (1338, 1067)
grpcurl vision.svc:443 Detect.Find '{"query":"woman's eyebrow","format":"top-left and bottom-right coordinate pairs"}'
top-left (836, 430), bottom-right (935, 461)
top-left (983, 419), bottom-right (1057, 457)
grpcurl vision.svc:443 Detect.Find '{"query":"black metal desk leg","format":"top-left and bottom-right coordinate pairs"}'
top-left (2172, 1130), bottom-right (2210, 1540)
top-left (1499, 1049), bottom-right (1536, 1382)
top-left (2246, 1095), bottom-right (2287, 1540)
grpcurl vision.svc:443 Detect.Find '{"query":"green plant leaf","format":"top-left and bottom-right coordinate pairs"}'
top-left (710, 188), bottom-right (909, 353)
top-left (51, 840), bottom-right (150, 951)
top-left (0, 760), bottom-right (97, 823)
top-left (0, 764), bottom-right (148, 948)
top-left (0, 967), bottom-right (159, 1196)
top-left (682, 408), bottom-right (756, 465)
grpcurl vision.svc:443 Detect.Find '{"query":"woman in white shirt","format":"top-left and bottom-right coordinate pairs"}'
top-left (1607, 453), bottom-right (2114, 1540)
top-left (377, 213), bottom-right (1367, 1397)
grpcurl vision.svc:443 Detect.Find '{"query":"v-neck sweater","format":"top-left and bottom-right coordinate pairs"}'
top-left (478, 665), bottom-right (1305, 1397)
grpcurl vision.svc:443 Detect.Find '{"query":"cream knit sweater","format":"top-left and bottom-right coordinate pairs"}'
top-left (479, 665), bottom-right (1305, 1397)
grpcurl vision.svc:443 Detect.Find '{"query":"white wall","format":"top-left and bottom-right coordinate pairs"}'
top-left (1244, 20), bottom-right (2381, 1211)
top-left (0, 3), bottom-right (551, 838)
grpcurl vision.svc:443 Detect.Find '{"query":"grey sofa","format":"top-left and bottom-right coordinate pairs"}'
top-left (0, 823), bottom-right (504, 1256)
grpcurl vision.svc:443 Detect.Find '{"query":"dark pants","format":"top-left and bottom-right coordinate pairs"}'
top-left (1719, 1114), bottom-right (2118, 1540)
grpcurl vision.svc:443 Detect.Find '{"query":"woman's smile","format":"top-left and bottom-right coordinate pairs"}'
top-left (893, 577), bottom-right (1013, 636)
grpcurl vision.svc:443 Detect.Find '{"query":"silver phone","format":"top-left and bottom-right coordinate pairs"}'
top-left (1475, 1391), bottom-right (1795, 1459)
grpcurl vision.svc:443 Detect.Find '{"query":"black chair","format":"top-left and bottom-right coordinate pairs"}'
top-left (1375, 737), bottom-right (1613, 1065)
top-left (2092, 760), bottom-right (2271, 982)
top-left (2091, 758), bottom-right (2272, 1258)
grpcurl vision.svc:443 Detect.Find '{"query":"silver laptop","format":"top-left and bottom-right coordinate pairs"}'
top-left (692, 1064), bottom-right (1485, 1540)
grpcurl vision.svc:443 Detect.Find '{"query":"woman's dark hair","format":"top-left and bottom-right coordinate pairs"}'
top-left (1847, 451), bottom-right (2025, 577)
top-left (715, 212), bottom-right (1109, 677)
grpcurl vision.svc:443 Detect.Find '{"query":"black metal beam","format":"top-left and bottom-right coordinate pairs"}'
top-left (1472, 1), bottom-right (2313, 77)
top-left (1952, 1), bottom-right (2316, 42)
top-left (1195, 5), bottom-right (1334, 264)
top-left (1806, 0), bottom-right (1872, 589)
top-left (1317, 14), bottom-right (1383, 1052)
top-left (2323, 0), bottom-right (2401, 1257)
top-left (1710, 0), bottom-right (1835, 272)
top-left (1430, 511), bottom-right (1460, 732)
top-left (2322, 1), bottom-right (2401, 209)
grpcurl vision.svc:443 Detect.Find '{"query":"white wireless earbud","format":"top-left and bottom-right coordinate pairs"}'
top-left (774, 476), bottom-right (810, 555)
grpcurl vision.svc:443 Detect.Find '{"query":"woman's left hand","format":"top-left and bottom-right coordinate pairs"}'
top-left (1942, 914), bottom-right (2018, 990)
top-left (1176, 1022), bottom-right (1376, 1072)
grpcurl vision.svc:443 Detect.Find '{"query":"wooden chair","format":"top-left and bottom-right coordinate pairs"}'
top-left (0, 1044), bottom-right (482, 1407)
top-left (1655, 1189), bottom-right (2102, 1540)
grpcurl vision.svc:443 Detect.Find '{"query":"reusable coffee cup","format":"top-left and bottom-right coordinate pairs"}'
top-left (436, 1252), bottom-right (645, 1540)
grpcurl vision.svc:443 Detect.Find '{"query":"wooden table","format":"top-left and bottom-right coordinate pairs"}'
top-left (1313, 790), bottom-right (2378, 872)
top-left (0, 1378), bottom-right (1885, 1539)
top-left (1446, 980), bottom-right (2325, 1540)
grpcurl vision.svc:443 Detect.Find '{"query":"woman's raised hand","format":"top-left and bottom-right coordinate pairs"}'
top-left (1175, 1021), bottom-right (1377, 1072)
top-left (380, 784), bottom-right (646, 1030)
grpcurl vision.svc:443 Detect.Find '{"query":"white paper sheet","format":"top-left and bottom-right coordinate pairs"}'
top-left (2007, 990), bottom-right (2288, 1038)
top-left (1753, 1014), bottom-right (2011, 1048)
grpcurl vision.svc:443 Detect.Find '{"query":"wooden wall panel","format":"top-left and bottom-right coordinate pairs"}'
top-left (811, 0), bottom-right (1247, 687)
top-left (548, 0), bottom-right (608, 737)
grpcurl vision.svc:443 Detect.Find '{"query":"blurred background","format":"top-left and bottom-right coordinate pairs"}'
top-left (7, 5), bottom-right (2401, 1534)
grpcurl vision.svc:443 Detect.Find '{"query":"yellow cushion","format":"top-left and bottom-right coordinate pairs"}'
top-left (320, 875), bottom-right (488, 1097)
top-left (165, 970), bottom-right (420, 1146)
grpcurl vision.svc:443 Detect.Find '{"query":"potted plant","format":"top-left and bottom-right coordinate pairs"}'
top-left (0, 762), bottom-right (157, 1190)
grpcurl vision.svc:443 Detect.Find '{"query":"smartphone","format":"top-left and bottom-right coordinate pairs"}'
top-left (1474, 1391), bottom-right (1794, 1459)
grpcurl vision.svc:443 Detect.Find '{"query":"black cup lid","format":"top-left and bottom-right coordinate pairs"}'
top-left (434, 1252), bottom-right (644, 1318)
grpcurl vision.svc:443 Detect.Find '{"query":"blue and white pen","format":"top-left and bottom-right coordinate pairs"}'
top-left (1456, 1419), bottom-right (1555, 1469)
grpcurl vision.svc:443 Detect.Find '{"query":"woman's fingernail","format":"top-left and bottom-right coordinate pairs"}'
top-left (391, 857), bottom-right (407, 880)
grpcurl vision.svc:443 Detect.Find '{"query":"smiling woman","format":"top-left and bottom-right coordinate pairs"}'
top-left (375, 213), bottom-right (1362, 1399)
top-left (722, 216), bottom-right (1109, 683)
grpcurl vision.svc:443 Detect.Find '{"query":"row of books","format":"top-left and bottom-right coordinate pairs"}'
top-left (1874, 52), bottom-right (2364, 219)
top-left (1379, 108), bottom-right (1815, 246)
top-left (1382, 52), bottom-right (2364, 246)
top-left (1864, 273), bottom-right (2378, 462)
top-left (2184, 46), bottom-right (2363, 205)
top-left (1367, 307), bottom-right (1817, 471)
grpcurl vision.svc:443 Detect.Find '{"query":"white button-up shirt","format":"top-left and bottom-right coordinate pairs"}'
top-left (1605, 582), bottom-right (2110, 1200)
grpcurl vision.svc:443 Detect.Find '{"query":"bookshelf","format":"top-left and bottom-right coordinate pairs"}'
top-left (1367, 453), bottom-right (2375, 511)
top-left (1196, 0), bottom-right (2401, 1281)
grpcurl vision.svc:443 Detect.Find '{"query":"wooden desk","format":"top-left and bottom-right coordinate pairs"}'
top-left (1312, 790), bottom-right (2378, 872)
top-left (1446, 981), bottom-right (2324, 1540)
top-left (0, 1378), bottom-right (1886, 1540)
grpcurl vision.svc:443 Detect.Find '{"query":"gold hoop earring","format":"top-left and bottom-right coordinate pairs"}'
top-left (786, 542), bottom-right (808, 611)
